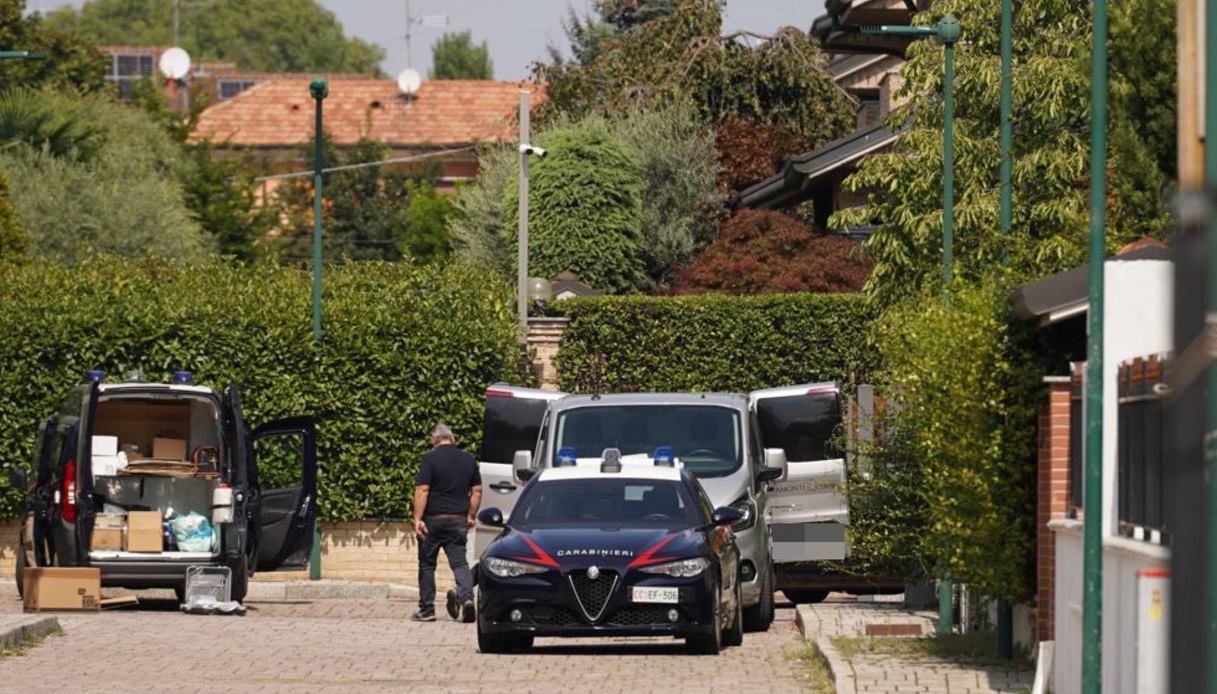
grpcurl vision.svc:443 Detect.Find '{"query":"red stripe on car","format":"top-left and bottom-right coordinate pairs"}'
top-left (627, 534), bottom-right (678, 568)
top-left (512, 534), bottom-right (560, 567)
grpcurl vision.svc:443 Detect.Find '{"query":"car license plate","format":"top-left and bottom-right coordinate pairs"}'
top-left (632, 587), bottom-right (678, 604)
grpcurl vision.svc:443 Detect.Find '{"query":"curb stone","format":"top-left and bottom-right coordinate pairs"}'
top-left (246, 580), bottom-right (417, 602)
top-left (795, 603), bottom-right (855, 694)
top-left (0, 616), bottom-right (59, 650)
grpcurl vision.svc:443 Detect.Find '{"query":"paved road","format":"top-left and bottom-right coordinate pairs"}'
top-left (0, 595), bottom-right (812, 694)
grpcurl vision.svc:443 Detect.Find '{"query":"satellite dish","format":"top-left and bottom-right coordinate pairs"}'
top-left (396, 68), bottom-right (421, 96)
top-left (159, 47), bottom-right (192, 81)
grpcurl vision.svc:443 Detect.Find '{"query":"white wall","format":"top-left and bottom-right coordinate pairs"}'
top-left (1052, 259), bottom-right (1172, 694)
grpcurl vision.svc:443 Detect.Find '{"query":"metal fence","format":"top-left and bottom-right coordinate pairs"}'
top-left (1117, 355), bottom-right (1169, 541)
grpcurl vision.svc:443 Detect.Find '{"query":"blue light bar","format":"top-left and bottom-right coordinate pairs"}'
top-left (653, 445), bottom-right (675, 467)
top-left (172, 370), bottom-right (193, 384)
top-left (85, 370), bottom-right (105, 383)
top-left (556, 446), bottom-right (577, 467)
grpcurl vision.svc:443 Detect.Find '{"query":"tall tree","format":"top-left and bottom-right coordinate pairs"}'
top-left (833, 0), bottom-right (1172, 306)
top-left (44, 0), bottom-right (384, 74)
top-left (536, 0), bottom-right (854, 146)
top-left (0, 89), bottom-right (211, 262)
top-left (275, 135), bottom-right (453, 264)
top-left (0, 0), bottom-right (107, 93)
top-left (430, 30), bottom-right (493, 80)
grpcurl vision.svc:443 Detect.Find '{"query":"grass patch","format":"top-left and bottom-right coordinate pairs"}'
top-left (786, 641), bottom-right (836, 693)
top-left (0, 626), bottom-right (62, 659)
top-left (830, 630), bottom-right (1033, 669)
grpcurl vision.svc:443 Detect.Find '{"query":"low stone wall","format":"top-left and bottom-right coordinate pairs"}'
top-left (0, 518), bottom-right (455, 591)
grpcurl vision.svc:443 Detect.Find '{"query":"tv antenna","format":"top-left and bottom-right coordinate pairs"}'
top-left (404, 0), bottom-right (448, 69)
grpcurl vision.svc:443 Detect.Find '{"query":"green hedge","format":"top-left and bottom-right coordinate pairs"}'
top-left (553, 293), bottom-right (875, 393)
top-left (0, 258), bottom-right (518, 521)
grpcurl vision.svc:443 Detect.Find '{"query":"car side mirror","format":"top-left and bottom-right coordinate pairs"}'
top-left (517, 468), bottom-right (536, 481)
top-left (477, 507), bottom-right (505, 527)
top-left (512, 450), bottom-right (532, 482)
top-left (711, 506), bottom-right (744, 526)
top-left (9, 468), bottom-right (27, 490)
top-left (761, 448), bottom-right (788, 483)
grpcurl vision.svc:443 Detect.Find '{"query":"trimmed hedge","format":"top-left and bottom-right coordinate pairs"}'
top-left (0, 258), bottom-right (518, 521)
top-left (553, 293), bottom-right (875, 393)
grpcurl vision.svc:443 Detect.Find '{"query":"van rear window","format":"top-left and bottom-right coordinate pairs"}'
top-left (755, 392), bottom-right (842, 462)
top-left (479, 396), bottom-right (548, 464)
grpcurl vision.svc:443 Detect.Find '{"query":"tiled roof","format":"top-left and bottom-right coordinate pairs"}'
top-left (192, 77), bottom-right (540, 148)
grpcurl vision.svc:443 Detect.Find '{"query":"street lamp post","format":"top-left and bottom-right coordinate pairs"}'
top-left (308, 76), bottom-right (328, 582)
top-left (863, 16), bottom-right (961, 636)
top-left (995, 0), bottom-right (1016, 658)
top-left (863, 16), bottom-right (961, 292)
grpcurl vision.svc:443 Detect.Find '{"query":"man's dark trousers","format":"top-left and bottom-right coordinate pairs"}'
top-left (418, 515), bottom-right (474, 612)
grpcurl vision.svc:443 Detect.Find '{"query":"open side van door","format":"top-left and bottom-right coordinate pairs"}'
top-left (749, 383), bottom-right (848, 563)
top-left (473, 384), bottom-right (565, 562)
top-left (251, 417), bottom-right (318, 571)
top-left (72, 382), bottom-right (100, 564)
top-left (30, 417), bottom-right (57, 566)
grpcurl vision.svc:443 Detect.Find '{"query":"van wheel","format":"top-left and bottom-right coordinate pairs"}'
top-left (228, 551), bottom-right (250, 603)
top-left (783, 589), bottom-right (829, 604)
top-left (14, 543), bottom-right (25, 598)
top-left (742, 564), bottom-right (774, 632)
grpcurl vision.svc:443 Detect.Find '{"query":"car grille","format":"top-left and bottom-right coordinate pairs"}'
top-left (527, 606), bottom-right (581, 626)
top-left (606, 606), bottom-right (678, 627)
top-left (568, 569), bottom-right (617, 621)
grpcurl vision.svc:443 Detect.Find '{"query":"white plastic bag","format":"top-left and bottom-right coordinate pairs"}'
top-left (171, 512), bottom-right (214, 553)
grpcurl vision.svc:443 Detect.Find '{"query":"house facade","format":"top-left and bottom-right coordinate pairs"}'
top-left (1014, 243), bottom-right (1172, 694)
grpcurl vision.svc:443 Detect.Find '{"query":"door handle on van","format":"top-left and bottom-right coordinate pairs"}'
top-left (489, 482), bottom-right (517, 493)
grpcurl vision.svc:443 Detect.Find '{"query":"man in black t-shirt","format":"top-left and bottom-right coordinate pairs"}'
top-left (411, 424), bottom-right (482, 622)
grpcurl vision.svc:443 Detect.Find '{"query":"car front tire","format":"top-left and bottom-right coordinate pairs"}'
top-left (723, 578), bottom-right (744, 647)
top-left (687, 580), bottom-right (723, 655)
top-left (477, 625), bottom-right (532, 654)
top-left (14, 541), bottom-right (25, 598)
top-left (742, 563), bottom-right (774, 632)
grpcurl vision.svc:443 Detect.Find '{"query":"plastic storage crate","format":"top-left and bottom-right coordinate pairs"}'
top-left (183, 565), bottom-right (231, 608)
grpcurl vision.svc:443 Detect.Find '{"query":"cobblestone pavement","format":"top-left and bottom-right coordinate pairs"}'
top-left (802, 600), bottom-right (1034, 694)
top-left (0, 594), bottom-right (814, 694)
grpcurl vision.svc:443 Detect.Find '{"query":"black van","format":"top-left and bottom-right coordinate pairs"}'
top-left (12, 371), bottom-right (318, 602)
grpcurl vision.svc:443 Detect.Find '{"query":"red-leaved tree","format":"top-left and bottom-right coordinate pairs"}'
top-left (671, 209), bottom-right (872, 294)
top-left (715, 117), bottom-right (814, 197)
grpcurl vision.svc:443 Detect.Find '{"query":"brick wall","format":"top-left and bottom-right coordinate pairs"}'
top-left (1036, 375), bottom-right (1074, 642)
top-left (0, 518), bottom-right (456, 592)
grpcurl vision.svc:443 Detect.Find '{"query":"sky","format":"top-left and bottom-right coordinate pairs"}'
top-left (26, 0), bottom-right (827, 80)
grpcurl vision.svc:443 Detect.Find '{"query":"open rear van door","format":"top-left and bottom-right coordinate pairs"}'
top-left (251, 417), bottom-right (318, 571)
top-left (474, 384), bottom-right (565, 562)
top-left (749, 383), bottom-right (848, 563)
top-left (30, 417), bottom-right (57, 567)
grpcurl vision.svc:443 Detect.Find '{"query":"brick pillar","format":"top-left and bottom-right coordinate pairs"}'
top-left (1037, 375), bottom-right (1073, 642)
top-left (526, 317), bottom-right (569, 390)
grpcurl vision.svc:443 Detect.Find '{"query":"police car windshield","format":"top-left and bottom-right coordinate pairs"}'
top-left (514, 479), bottom-right (702, 527)
top-left (554, 405), bottom-right (742, 478)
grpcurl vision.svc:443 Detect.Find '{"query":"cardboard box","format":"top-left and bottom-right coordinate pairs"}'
top-left (92, 454), bottom-right (121, 477)
top-left (151, 437), bottom-right (186, 461)
top-left (125, 511), bottom-right (163, 552)
top-left (90, 526), bottom-right (123, 551)
top-left (22, 567), bottom-right (100, 612)
top-left (91, 435), bottom-right (118, 457)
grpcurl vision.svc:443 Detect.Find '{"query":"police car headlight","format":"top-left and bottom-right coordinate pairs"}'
top-left (484, 557), bottom-right (548, 578)
top-left (638, 557), bottom-right (711, 578)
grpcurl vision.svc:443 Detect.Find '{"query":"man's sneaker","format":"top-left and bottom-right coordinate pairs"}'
top-left (410, 610), bottom-right (436, 622)
top-left (460, 599), bottom-right (476, 623)
top-left (445, 589), bottom-right (460, 620)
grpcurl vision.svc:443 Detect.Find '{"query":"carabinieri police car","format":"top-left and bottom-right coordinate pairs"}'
top-left (474, 446), bottom-right (743, 654)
